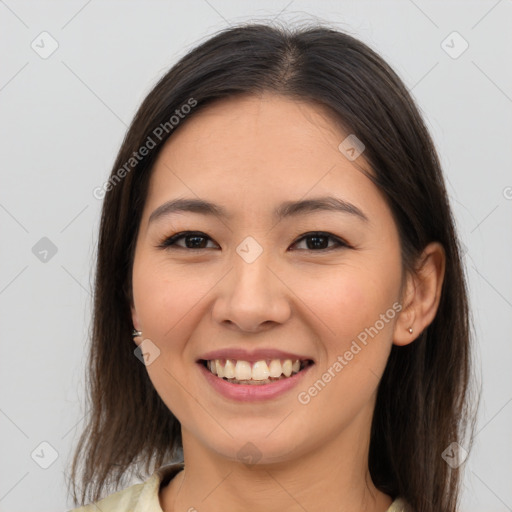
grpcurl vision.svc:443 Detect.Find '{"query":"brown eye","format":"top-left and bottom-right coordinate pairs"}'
top-left (290, 232), bottom-right (348, 251)
top-left (157, 231), bottom-right (349, 252)
top-left (158, 231), bottom-right (218, 250)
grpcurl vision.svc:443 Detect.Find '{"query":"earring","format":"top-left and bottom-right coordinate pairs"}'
top-left (132, 329), bottom-right (142, 338)
top-left (408, 327), bottom-right (413, 334)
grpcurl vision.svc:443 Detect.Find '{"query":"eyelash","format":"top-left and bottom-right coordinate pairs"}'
top-left (157, 231), bottom-right (350, 252)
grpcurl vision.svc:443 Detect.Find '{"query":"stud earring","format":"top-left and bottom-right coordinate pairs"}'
top-left (408, 327), bottom-right (413, 334)
top-left (132, 329), bottom-right (142, 338)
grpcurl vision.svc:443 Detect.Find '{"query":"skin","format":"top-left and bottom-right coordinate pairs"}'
top-left (130, 92), bottom-right (445, 512)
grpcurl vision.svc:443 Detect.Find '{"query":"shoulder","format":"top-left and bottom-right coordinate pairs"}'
top-left (67, 462), bottom-right (184, 512)
top-left (386, 497), bottom-right (409, 512)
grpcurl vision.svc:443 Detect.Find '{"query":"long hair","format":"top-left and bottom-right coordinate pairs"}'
top-left (68, 22), bottom-right (477, 511)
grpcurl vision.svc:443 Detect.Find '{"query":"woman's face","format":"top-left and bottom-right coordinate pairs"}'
top-left (131, 93), bottom-right (406, 464)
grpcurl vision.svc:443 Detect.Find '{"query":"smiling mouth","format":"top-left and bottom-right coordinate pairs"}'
top-left (200, 358), bottom-right (314, 385)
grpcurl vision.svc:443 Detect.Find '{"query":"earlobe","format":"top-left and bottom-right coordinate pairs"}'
top-left (393, 242), bottom-right (446, 347)
top-left (131, 306), bottom-right (142, 345)
top-left (393, 272), bottom-right (417, 346)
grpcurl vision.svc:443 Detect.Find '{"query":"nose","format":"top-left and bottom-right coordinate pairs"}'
top-left (211, 248), bottom-right (291, 333)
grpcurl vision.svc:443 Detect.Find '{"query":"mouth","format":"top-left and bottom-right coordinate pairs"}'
top-left (198, 358), bottom-right (315, 385)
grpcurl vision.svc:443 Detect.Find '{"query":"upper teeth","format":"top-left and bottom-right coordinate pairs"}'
top-left (207, 359), bottom-right (302, 380)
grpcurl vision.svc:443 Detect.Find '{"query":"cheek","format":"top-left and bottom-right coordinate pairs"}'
top-left (131, 259), bottom-right (208, 416)
top-left (132, 257), bottom-right (229, 403)
top-left (133, 258), bottom-right (207, 337)
top-left (294, 268), bottom-right (399, 420)
top-left (293, 262), bottom-right (401, 381)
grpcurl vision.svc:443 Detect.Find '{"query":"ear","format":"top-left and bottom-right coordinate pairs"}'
top-left (393, 241), bottom-right (446, 346)
top-left (131, 304), bottom-right (142, 346)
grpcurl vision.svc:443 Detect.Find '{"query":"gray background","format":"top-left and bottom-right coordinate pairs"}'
top-left (1, 1), bottom-right (511, 510)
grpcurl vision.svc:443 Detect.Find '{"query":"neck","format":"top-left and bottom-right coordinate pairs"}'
top-left (160, 410), bottom-right (392, 512)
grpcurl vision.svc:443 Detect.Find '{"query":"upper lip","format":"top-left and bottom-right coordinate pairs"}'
top-left (197, 348), bottom-right (315, 363)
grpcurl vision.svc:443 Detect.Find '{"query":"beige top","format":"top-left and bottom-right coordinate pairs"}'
top-left (68, 462), bottom-right (408, 511)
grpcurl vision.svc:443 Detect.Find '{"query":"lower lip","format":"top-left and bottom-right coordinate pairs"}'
top-left (198, 361), bottom-right (314, 402)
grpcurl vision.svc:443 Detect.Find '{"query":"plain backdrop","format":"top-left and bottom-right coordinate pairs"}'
top-left (1, 1), bottom-right (511, 511)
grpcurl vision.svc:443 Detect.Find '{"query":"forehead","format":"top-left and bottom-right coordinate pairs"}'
top-left (159, 93), bottom-right (350, 169)
top-left (142, 93), bottom-right (387, 226)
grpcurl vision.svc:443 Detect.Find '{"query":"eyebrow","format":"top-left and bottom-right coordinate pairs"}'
top-left (148, 196), bottom-right (369, 226)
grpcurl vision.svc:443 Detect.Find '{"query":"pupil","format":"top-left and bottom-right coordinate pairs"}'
top-left (186, 235), bottom-right (206, 248)
top-left (308, 235), bottom-right (327, 250)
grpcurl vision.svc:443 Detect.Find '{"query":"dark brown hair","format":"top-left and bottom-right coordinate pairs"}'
top-left (68, 21), bottom-right (477, 511)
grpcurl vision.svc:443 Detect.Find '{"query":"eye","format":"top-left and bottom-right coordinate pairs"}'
top-left (157, 231), bottom-right (218, 250)
top-left (290, 232), bottom-right (348, 252)
top-left (157, 231), bottom-right (349, 252)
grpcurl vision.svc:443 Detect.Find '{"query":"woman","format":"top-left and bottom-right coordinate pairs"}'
top-left (68, 22), bottom-right (476, 512)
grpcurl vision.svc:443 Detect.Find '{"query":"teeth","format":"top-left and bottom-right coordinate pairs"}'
top-left (205, 358), bottom-right (307, 382)
top-left (268, 359), bottom-right (282, 378)
top-left (235, 360), bottom-right (252, 380)
top-left (215, 360), bottom-right (224, 378)
top-left (223, 359), bottom-right (236, 378)
top-left (252, 361), bottom-right (270, 380)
